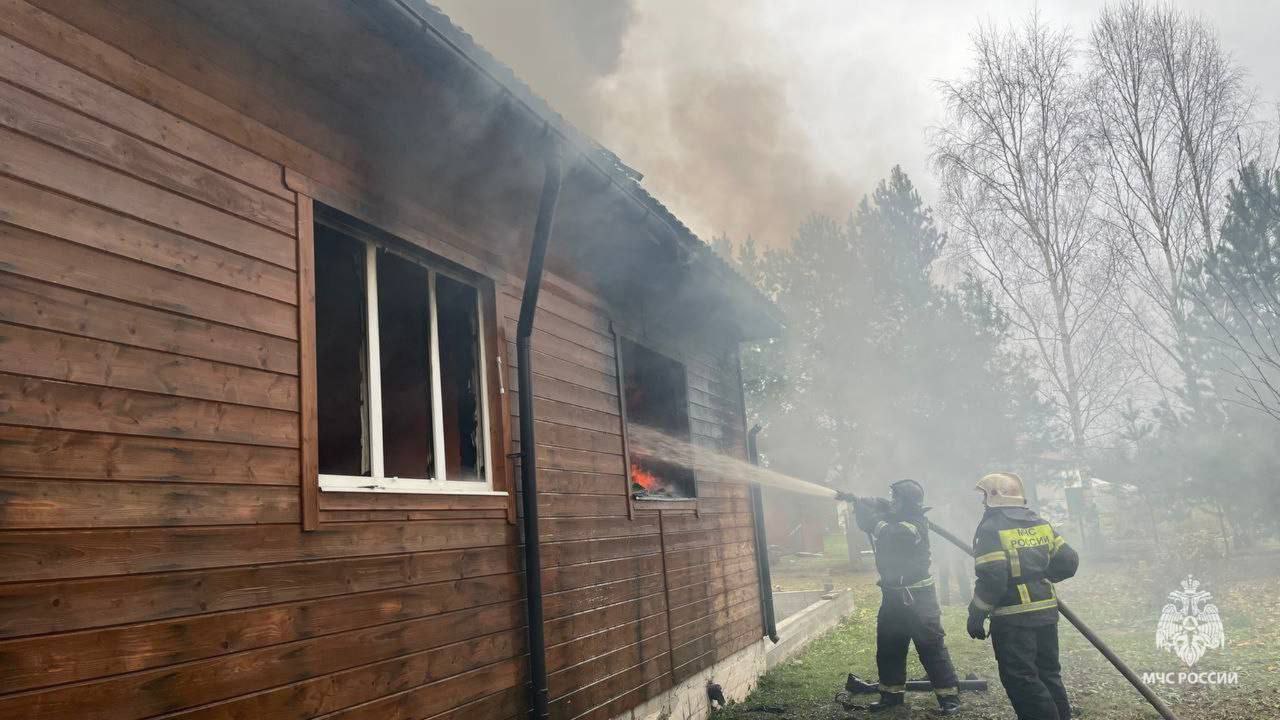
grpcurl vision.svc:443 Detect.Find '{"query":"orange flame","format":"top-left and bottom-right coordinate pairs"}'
top-left (631, 462), bottom-right (664, 494)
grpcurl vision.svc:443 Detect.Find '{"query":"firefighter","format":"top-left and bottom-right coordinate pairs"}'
top-left (851, 479), bottom-right (962, 715)
top-left (966, 472), bottom-right (1080, 720)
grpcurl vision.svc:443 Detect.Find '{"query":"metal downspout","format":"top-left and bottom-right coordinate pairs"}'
top-left (518, 147), bottom-right (562, 720)
top-left (747, 425), bottom-right (779, 643)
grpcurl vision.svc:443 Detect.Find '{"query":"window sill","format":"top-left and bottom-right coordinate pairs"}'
top-left (632, 496), bottom-right (697, 510)
top-left (319, 474), bottom-right (506, 496)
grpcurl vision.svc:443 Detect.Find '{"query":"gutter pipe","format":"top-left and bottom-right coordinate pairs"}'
top-left (518, 146), bottom-right (562, 720)
top-left (746, 425), bottom-right (779, 643)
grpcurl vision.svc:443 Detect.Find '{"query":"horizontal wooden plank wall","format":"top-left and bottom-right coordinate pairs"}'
top-left (501, 273), bottom-right (762, 720)
top-left (0, 2), bottom-right (766, 720)
top-left (496, 287), bottom-right (664, 720)
top-left (664, 346), bottom-right (762, 688)
top-left (0, 5), bottom-right (524, 720)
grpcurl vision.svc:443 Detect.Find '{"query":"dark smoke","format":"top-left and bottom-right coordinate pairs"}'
top-left (433, 0), bottom-right (856, 249)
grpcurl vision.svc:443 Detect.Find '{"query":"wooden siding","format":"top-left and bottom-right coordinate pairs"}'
top-left (0, 4), bottom-right (767, 720)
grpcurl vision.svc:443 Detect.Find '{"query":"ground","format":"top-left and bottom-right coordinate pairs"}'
top-left (723, 533), bottom-right (1280, 719)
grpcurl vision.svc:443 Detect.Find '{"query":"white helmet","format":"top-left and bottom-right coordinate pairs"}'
top-left (976, 472), bottom-right (1026, 507)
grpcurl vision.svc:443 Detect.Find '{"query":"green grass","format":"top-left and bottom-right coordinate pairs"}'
top-left (725, 536), bottom-right (1280, 719)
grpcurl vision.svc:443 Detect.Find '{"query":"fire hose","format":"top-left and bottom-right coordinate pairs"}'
top-left (925, 520), bottom-right (1180, 720)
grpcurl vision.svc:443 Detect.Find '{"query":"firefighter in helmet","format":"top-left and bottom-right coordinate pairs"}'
top-left (967, 472), bottom-right (1080, 720)
top-left (850, 479), bottom-right (962, 715)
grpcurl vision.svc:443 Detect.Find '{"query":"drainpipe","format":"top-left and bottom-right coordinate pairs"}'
top-left (518, 145), bottom-right (562, 720)
top-left (746, 425), bottom-right (779, 643)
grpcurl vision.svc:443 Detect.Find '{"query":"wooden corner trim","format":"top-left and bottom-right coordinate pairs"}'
top-left (611, 320), bottom-right (636, 520)
top-left (296, 193), bottom-right (320, 531)
top-left (495, 322), bottom-right (517, 526)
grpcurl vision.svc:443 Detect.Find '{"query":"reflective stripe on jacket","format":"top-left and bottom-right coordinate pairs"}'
top-left (971, 506), bottom-right (1078, 625)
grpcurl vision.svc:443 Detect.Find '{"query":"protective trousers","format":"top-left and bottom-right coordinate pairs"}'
top-left (990, 622), bottom-right (1071, 719)
top-left (876, 585), bottom-right (960, 702)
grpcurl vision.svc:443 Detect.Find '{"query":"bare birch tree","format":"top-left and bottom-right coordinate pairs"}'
top-left (1090, 0), bottom-right (1253, 412)
top-left (933, 17), bottom-right (1134, 468)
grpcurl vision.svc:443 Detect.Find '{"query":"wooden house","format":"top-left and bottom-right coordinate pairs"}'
top-left (0, 2), bottom-right (783, 719)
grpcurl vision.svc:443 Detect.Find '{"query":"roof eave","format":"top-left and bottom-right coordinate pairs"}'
top-left (385, 0), bottom-right (783, 340)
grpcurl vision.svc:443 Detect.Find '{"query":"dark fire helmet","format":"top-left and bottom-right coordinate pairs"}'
top-left (890, 478), bottom-right (925, 510)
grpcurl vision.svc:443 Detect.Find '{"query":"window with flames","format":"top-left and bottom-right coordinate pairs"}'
top-left (620, 338), bottom-right (696, 500)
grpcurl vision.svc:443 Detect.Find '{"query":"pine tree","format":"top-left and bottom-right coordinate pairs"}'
top-left (738, 167), bottom-right (1054, 502)
top-left (1192, 162), bottom-right (1280, 422)
top-left (1171, 161), bottom-right (1280, 548)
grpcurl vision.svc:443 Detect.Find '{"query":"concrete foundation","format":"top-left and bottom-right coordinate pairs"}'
top-left (612, 589), bottom-right (856, 720)
top-left (767, 589), bottom-right (857, 670)
top-left (771, 589), bottom-right (826, 622)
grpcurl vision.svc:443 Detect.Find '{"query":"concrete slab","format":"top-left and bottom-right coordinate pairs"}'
top-left (767, 588), bottom-right (856, 669)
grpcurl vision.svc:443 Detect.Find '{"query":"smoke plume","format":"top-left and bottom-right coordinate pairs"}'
top-left (433, 0), bottom-right (857, 249)
top-left (433, 1), bottom-right (1280, 251)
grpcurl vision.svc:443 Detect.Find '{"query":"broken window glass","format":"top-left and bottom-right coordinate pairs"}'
top-left (377, 249), bottom-right (435, 479)
top-left (314, 226), bottom-right (370, 477)
top-left (312, 216), bottom-right (493, 492)
top-left (436, 274), bottom-right (485, 481)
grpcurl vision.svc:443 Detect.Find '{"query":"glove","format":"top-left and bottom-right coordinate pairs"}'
top-left (852, 496), bottom-right (891, 532)
top-left (967, 605), bottom-right (989, 640)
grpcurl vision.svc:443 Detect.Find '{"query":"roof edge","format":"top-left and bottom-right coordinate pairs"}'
top-left (384, 0), bottom-right (783, 339)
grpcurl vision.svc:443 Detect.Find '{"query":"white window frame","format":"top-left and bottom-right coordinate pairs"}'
top-left (319, 241), bottom-right (501, 496)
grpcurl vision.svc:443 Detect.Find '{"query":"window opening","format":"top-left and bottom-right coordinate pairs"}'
top-left (437, 274), bottom-right (488, 480)
top-left (376, 249), bottom-right (435, 479)
top-left (622, 338), bottom-right (696, 499)
top-left (313, 219), bottom-right (496, 494)
top-left (315, 226), bottom-right (369, 477)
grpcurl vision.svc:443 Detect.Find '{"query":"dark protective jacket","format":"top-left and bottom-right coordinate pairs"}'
top-left (855, 499), bottom-right (933, 589)
top-left (971, 506), bottom-right (1079, 626)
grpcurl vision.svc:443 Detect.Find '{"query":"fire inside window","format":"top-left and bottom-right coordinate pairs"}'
top-left (622, 338), bottom-right (696, 499)
top-left (313, 221), bottom-right (493, 493)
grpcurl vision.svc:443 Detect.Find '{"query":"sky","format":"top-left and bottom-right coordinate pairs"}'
top-left (433, 0), bottom-right (1280, 249)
